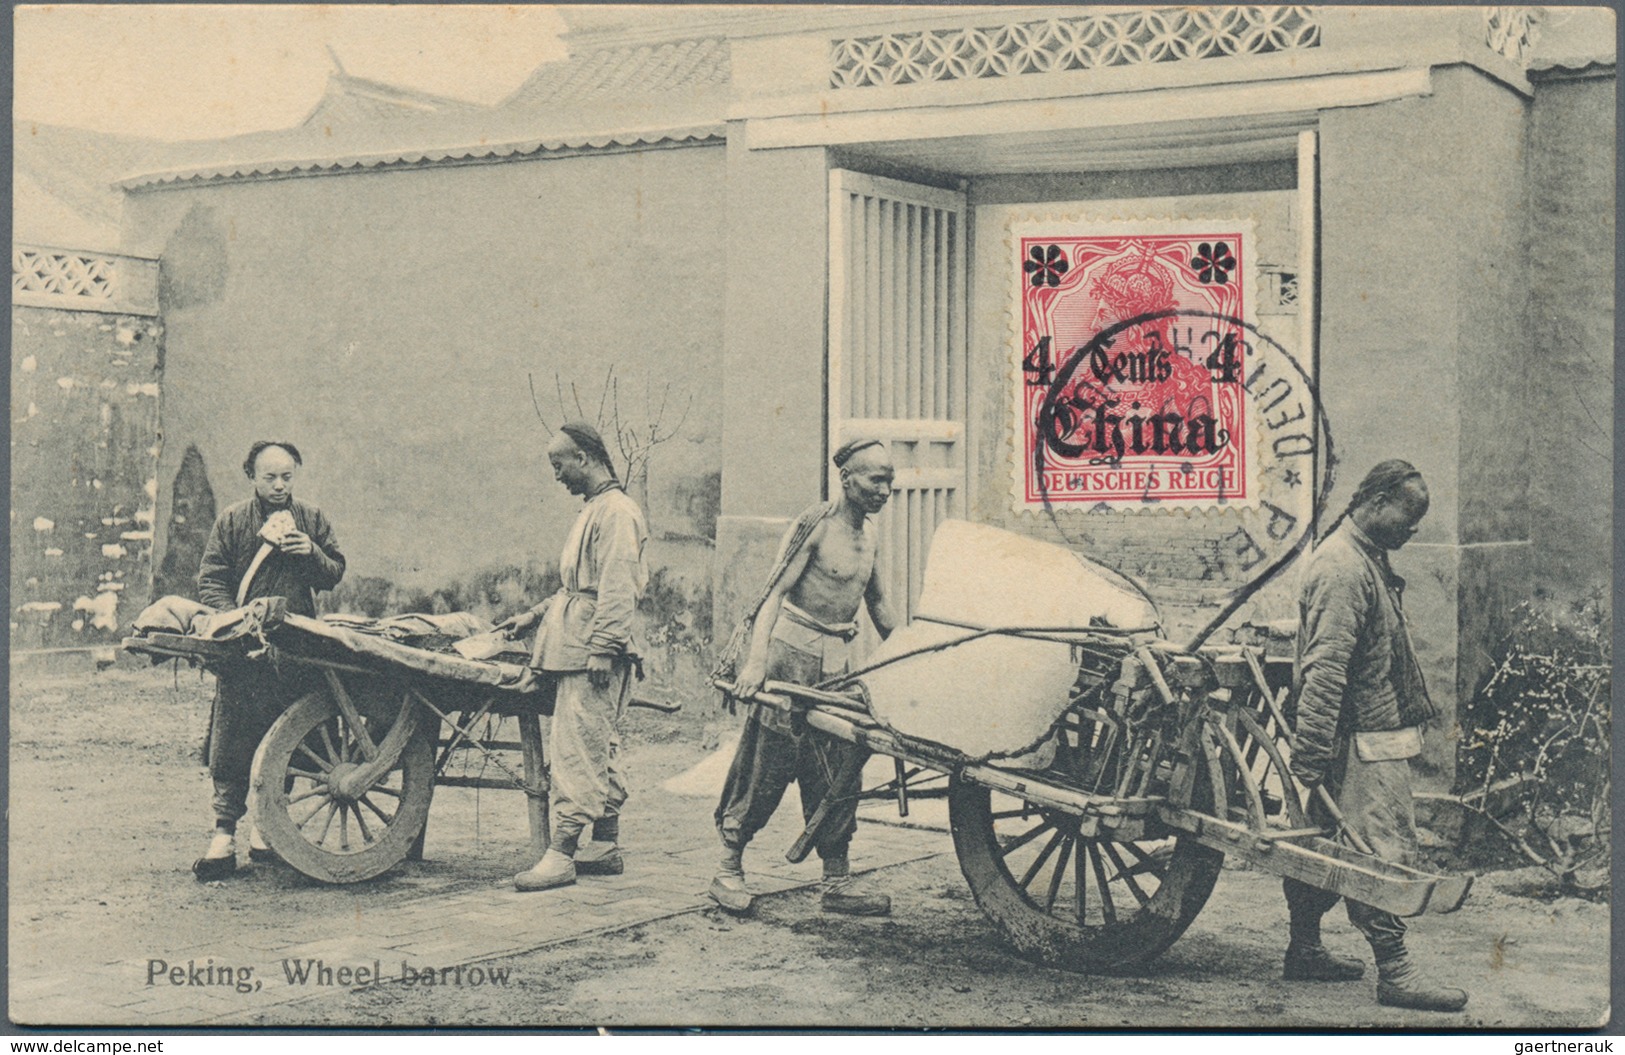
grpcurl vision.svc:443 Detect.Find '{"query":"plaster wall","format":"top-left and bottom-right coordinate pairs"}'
top-left (1320, 67), bottom-right (1535, 778)
top-left (122, 146), bottom-right (727, 601)
top-left (713, 136), bottom-right (831, 645)
top-left (1525, 71), bottom-right (1614, 600)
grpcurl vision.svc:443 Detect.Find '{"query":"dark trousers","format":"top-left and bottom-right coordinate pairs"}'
top-left (206, 665), bottom-right (313, 828)
top-left (714, 707), bottom-right (866, 862)
top-left (1283, 877), bottom-right (1406, 958)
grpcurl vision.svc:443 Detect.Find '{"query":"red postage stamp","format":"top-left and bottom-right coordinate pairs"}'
top-left (1013, 220), bottom-right (1256, 510)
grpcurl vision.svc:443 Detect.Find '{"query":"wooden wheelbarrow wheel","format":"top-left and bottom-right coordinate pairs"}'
top-left (948, 772), bottom-right (1224, 973)
top-left (251, 688), bottom-right (435, 883)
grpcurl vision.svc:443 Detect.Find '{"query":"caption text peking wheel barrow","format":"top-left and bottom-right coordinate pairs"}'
top-left (126, 612), bottom-right (677, 884)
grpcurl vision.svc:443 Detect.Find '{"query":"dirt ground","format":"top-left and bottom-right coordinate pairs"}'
top-left (7, 663), bottom-right (1614, 1031)
top-left (288, 856), bottom-right (1611, 1031)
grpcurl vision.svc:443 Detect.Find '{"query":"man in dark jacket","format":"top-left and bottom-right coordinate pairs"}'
top-left (193, 440), bottom-right (345, 880)
top-left (1283, 460), bottom-right (1467, 1012)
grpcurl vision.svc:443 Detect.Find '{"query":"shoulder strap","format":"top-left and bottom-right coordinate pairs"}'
top-left (709, 501), bottom-right (834, 682)
top-left (236, 542), bottom-right (276, 608)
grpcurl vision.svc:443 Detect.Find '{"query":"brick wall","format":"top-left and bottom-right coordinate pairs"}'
top-left (11, 307), bottom-right (163, 649)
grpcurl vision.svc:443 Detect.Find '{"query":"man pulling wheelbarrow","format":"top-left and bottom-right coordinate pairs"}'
top-left (708, 439), bottom-right (900, 917)
top-left (1283, 460), bottom-right (1469, 1013)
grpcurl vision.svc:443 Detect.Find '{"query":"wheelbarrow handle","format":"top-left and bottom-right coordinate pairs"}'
top-left (710, 677), bottom-right (794, 709)
top-left (1314, 784), bottom-right (1377, 857)
top-left (712, 678), bottom-right (868, 715)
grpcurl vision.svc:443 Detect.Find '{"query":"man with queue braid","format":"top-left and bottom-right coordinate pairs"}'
top-left (1281, 459), bottom-right (1468, 1012)
top-left (498, 422), bottom-right (648, 892)
top-left (708, 439), bottom-right (900, 916)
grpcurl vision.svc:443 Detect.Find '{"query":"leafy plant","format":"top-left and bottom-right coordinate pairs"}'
top-left (1455, 595), bottom-right (1610, 890)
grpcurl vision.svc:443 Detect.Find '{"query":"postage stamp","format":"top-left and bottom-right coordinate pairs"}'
top-left (1001, 212), bottom-right (1335, 647)
top-left (1012, 219), bottom-right (1257, 511)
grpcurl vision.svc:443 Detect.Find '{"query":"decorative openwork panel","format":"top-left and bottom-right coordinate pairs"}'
top-left (830, 7), bottom-right (1322, 89)
top-left (14, 248), bottom-right (114, 301)
top-left (12, 246), bottom-right (159, 316)
top-left (1484, 7), bottom-right (1541, 65)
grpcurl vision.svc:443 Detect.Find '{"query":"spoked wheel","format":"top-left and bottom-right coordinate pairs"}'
top-left (949, 773), bottom-right (1224, 972)
top-left (251, 687), bottom-right (434, 883)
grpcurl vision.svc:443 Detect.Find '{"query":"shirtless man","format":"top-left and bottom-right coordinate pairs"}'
top-left (709, 439), bottom-right (899, 916)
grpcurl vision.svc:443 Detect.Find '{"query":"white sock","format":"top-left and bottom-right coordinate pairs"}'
top-left (205, 832), bottom-right (235, 859)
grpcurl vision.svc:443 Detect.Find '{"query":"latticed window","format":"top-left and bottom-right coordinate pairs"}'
top-left (830, 7), bottom-right (1322, 89)
top-left (12, 248), bottom-right (116, 302)
top-left (12, 245), bottom-right (159, 316)
top-left (1484, 6), bottom-right (1541, 64)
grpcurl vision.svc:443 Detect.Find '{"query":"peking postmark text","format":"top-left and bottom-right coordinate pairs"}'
top-left (1034, 307), bottom-right (1336, 648)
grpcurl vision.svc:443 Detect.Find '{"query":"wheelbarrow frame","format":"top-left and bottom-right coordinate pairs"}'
top-left (123, 622), bottom-right (667, 883)
top-left (733, 634), bottom-right (1471, 972)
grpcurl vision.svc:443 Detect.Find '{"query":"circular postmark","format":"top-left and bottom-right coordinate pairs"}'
top-left (1032, 308), bottom-right (1336, 648)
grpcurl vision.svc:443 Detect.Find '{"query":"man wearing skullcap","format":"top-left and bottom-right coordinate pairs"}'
top-left (498, 422), bottom-right (648, 891)
top-left (707, 438), bottom-right (900, 916)
top-left (1280, 460), bottom-right (1468, 1012)
top-left (192, 440), bottom-right (346, 880)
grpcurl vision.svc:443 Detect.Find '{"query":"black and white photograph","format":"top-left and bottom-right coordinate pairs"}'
top-left (8, 2), bottom-right (1615, 1031)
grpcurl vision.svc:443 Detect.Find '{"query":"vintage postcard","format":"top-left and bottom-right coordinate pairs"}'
top-left (9, 3), bottom-right (1613, 1031)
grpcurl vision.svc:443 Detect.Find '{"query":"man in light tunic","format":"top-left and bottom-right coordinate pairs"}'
top-left (500, 422), bottom-right (648, 891)
top-left (709, 439), bottom-right (899, 916)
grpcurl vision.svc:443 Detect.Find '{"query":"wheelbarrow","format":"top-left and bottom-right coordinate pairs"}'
top-left (723, 519), bottom-right (1471, 971)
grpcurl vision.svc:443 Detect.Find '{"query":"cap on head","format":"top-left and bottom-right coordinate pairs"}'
top-left (833, 438), bottom-right (884, 469)
top-left (1349, 459), bottom-right (1423, 511)
top-left (557, 421), bottom-right (616, 477)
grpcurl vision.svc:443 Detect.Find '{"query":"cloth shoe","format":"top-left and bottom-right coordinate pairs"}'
top-left (1376, 955), bottom-right (1469, 1012)
top-left (192, 832), bottom-right (237, 882)
top-left (708, 873), bottom-right (754, 916)
top-left (1283, 942), bottom-right (1366, 981)
top-left (514, 849), bottom-right (577, 892)
top-left (574, 842), bottom-right (624, 876)
top-left (247, 825), bottom-right (279, 864)
top-left (820, 875), bottom-right (891, 917)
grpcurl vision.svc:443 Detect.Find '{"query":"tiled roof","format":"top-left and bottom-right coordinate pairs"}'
top-left (1525, 8), bottom-right (1615, 74)
top-left (116, 108), bottom-right (725, 190)
top-left (115, 41), bottom-right (732, 191)
top-left (302, 72), bottom-right (489, 127)
top-left (14, 169), bottom-right (123, 251)
top-left (503, 37), bottom-right (730, 108)
top-left (109, 34), bottom-right (734, 191)
top-left (13, 122), bottom-right (166, 250)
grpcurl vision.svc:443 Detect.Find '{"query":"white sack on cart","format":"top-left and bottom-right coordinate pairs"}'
top-left (855, 520), bottom-right (1159, 761)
